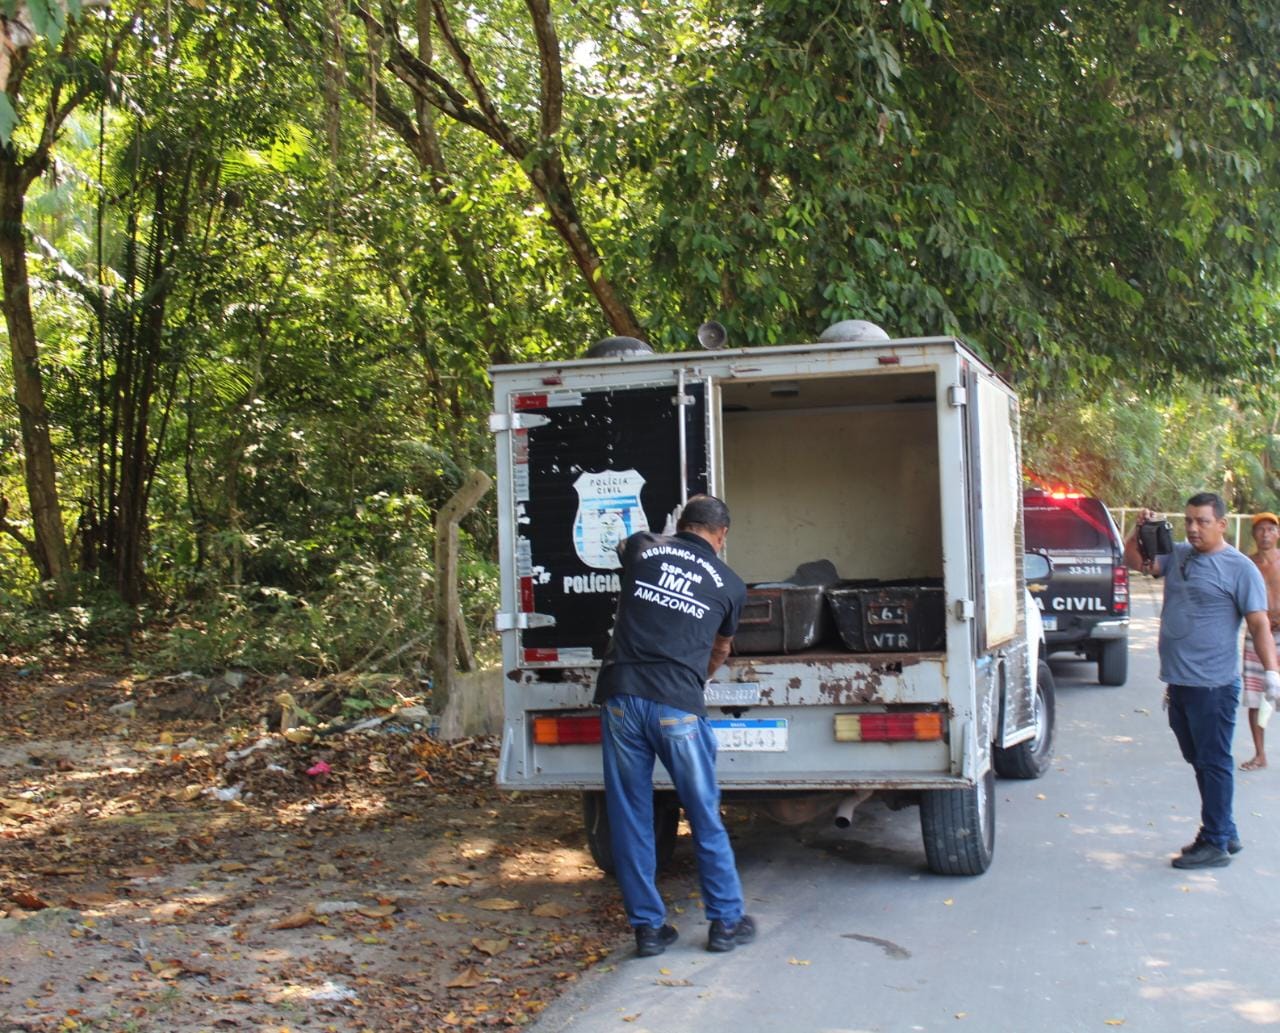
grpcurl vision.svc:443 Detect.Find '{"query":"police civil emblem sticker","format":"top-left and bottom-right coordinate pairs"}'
top-left (572, 469), bottom-right (649, 569)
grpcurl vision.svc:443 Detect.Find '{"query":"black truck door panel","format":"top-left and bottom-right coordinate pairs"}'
top-left (510, 381), bottom-right (708, 664)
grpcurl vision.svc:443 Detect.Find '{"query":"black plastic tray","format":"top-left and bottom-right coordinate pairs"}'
top-left (825, 578), bottom-right (945, 652)
top-left (733, 583), bottom-right (833, 654)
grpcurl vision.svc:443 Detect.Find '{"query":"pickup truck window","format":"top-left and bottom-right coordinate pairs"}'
top-left (1025, 499), bottom-right (1113, 550)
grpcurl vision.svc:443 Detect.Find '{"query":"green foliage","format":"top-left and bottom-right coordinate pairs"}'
top-left (146, 560), bottom-right (435, 677)
top-left (0, 576), bottom-right (136, 651)
top-left (1023, 379), bottom-right (1280, 514)
top-left (625, 0), bottom-right (1280, 385)
top-left (5, 0), bottom-right (1280, 680)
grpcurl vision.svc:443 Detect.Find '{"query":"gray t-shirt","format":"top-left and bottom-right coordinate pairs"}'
top-left (1155, 542), bottom-right (1267, 687)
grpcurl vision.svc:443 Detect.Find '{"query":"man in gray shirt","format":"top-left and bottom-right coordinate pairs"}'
top-left (1126, 492), bottom-right (1280, 868)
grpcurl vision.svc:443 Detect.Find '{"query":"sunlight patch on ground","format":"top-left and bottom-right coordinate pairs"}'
top-left (1233, 997), bottom-right (1280, 1024)
top-left (1080, 849), bottom-right (1136, 869)
top-left (1141, 977), bottom-right (1239, 1003)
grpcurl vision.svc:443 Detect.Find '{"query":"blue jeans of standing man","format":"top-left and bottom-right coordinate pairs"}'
top-left (600, 694), bottom-right (744, 929)
top-left (1166, 681), bottom-right (1240, 850)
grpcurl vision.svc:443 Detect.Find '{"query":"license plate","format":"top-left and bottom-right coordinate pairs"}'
top-left (710, 718), bottom-right (788, 752)
top-left (1041, 616), bottom-right (1057, 631)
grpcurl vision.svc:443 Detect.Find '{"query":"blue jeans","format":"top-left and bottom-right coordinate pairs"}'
top-left (1167, 681), bottom-right (1240, 850)
top-left (600, 694), bottom-right (744, 929)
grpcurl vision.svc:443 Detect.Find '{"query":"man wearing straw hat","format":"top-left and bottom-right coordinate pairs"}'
top-left (1240, 511), bottom-right (1280, 771)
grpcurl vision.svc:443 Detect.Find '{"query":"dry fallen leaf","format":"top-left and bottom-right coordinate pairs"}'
top-left (655, 978), bottom-right (693, 987)
top-left (147, 959), bottom-right (184, 979)
top-left (65, 892), bottom-right (115, 909)
top-left (472, 937), bottom-right (510, 956)
top-left (272, 910), bottom-right (316, 930)
top-left (436, 912), bottom-right (467, 923)
top-left (474, 898), bottom-right (522, 911)
top-left (10, 890), bottom-right (48, 911)
top-left (788, 958), bottom-right (811, 966)
top-left (433, 874), bottom-right (471, 887)
top-left (943, 899), bottom-right (954, 906)
top-left (1104, 1021), bottom-right (1125, 1027)
top-left (357, 904), bottom-right (397, 918)
top-left (447, 967), bottom-right (484, 989)
top-left (121, 865), bottom-right (164, 879)
top-left (622, 1016), bottom-right (640, 1024)
top-left (532, 902), bottom-right (571, 918)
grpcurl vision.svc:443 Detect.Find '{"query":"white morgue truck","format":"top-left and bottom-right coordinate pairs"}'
top-left (488, 324), bottom-right (1054, 876)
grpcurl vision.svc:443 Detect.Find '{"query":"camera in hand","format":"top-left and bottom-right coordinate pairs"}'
top-left (1138, 519), bottom-right (1174, 561)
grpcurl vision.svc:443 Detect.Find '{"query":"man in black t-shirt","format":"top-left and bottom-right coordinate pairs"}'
top-left (593, 495), bottom-right (756, 957)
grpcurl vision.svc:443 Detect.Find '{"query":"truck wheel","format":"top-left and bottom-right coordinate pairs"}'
top-left (919, 767), bottom-right (995, 876)
top-left (582, 791), bottom-right (680, 876)
top-left (994, 660), bottom-right (1056, 779)
top-left (1097, 639), bottom-right (1128, 686)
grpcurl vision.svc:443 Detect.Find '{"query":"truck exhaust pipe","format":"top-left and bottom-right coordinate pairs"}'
top-left (833, 790), bottom-right (873, 828)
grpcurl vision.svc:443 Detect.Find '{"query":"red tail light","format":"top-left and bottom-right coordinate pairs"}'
top-left (533, 715), bottom-right (602, 745)
top-left (1112, 564), bottom-right (1129, 615)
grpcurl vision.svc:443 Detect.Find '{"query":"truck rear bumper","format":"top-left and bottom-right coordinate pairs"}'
top-left (495, 771), bottom-right (973, 792)
top-left (1046, 617), bottom-right (1128, 648)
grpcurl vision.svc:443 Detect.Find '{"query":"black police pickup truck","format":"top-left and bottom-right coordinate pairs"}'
top-left (1023, 489), bottom-right (1130, 686)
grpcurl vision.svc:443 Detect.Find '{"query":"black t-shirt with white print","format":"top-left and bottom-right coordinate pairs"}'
top-left (593, 530), bottom-right (746, 718)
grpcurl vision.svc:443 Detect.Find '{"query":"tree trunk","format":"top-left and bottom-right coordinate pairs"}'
top-left (0, 157), bottom-right (71, 586)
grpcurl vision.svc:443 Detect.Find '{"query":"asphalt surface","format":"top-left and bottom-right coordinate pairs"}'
top-left (531, 576), bottom-right (1280, 1033)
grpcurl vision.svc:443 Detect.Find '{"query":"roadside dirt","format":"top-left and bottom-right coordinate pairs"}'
top-left (0, 657), bottom-right (700, 1032)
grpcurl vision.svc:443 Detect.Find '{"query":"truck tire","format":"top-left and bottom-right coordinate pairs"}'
top-left (994, 660), bottom-right (1056, 779)
top-left (1097, 639), bottom-right (1128, 686)
top-left (919, 767), bottom-right (995, 876)
top-left (582, 791), bottom-right (680, 876)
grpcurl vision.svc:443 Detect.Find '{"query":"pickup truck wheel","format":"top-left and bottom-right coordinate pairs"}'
top-left (582, 791), bottom-right (680, 876)
top-left (919, 767), bottom-right (995, 876)
top-left (994, 660), bottom-right (1056, 779)
top-left (1097, 639), bottom-right (1128, 686)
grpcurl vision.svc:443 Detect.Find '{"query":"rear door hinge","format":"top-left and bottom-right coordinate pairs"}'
top-left (947, 385), bottom-right (967, 408)
top-left (496, 612), bottom-right (556, 631)
top-left (489, 412), bottom-right (551, 433)
top-left (954, 598), bottom-right (975, 621)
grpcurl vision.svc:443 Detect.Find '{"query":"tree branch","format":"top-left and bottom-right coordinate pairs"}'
top-left (352, 3), bottom-right (508, 148)
top-left (524, 0), bottom-right (562, 139)
top-left (0, 495), bottom-right (41, 570)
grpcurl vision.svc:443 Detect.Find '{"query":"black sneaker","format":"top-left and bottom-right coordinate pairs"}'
top-left (634, 924), bottom-right (678, 957)
top-left (1171, 842), bottom-right (1231, 869)
top-left (1180, 835), bottom-right (1242, 856)
top-left (707, 914), bottom-right (757, 953)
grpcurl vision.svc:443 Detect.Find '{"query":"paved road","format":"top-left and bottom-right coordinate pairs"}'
top-left (533, 578), bottom-right (1280, 1033)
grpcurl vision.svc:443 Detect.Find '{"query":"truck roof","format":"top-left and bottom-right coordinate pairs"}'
top-left (489, 335), bottom-right (987, 375)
